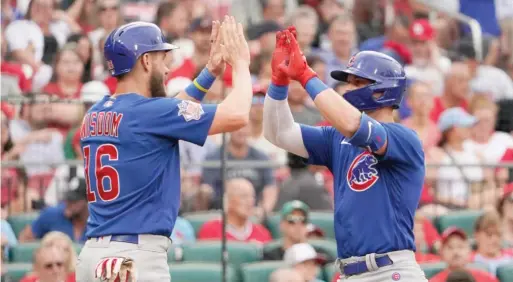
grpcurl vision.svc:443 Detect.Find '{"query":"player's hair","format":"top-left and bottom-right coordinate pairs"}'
top-left (155, 2), bottom-right (178, 26)
top-left (41, 231), bottom-right (78, 273)
top-left (474, 210), bottom-right (501, 232)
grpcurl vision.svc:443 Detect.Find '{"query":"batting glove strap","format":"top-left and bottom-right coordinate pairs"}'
top-left (185, 68), bottom-right (216, 101)
top-left (95, 257), bottom-right (137, 282)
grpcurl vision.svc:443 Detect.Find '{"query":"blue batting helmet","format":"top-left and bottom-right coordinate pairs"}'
top-left (331, 51), bottom-right (407, 111)
top-left (104, 22), bottom-right (178, 77)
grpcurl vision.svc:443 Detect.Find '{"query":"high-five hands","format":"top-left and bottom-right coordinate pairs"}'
top-left (219, 16), bottom-right (251, 68)
top-left (206, 20), bottom-right (225, 76)
top-left (273, 26), bottom-right (318, 87)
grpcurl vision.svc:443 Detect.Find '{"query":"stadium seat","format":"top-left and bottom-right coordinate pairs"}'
top-left (240, 261), bottom-right (285, 282)
top-left (241, 261), bottom-right (325, 282)
top-left (323, 262), bottom-right (339, 282)
top-left (7, 212), bottom-right (39, 238)
top-left (497, 264), bottom-right (513, 282)
top-left (168, 245), bottom-right (184, 262)
top-left (434, 210), bottom-right (483, 237)
top-left (420, 262), bottom-right (447, 278)
top-left (169, 262), bottom-right (237, 282)
top-left (9, 242), bottom-right (40, 263)
top-left (265, 211), bottom-right (335, 239)
top-left (182, 241), bottom-right (262, 268)
top-left (73, 243), bottom-right (83, 255)
top-left (4, 263), bottom-right (32, 282)
top-left (309, 239), bottom-right (338, 261)
top-left (181, 211), bottom-right (221, 236)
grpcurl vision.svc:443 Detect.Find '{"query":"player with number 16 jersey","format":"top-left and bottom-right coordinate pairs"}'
top-left (76, 16), bottom-right (252, 282)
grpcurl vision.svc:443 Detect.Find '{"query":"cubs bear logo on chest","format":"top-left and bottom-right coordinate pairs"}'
top-left (346, 151), bottom-right (379, 192)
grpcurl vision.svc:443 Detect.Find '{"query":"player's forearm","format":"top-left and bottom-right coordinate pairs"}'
top-left (175, 68), bottom-right (217, 102)
top-left (304, 78), bottom-right (361, 138)
top-left (218, 60), bottom-right (252, 121)
top-left (263, 84), bottom-right (309, 158)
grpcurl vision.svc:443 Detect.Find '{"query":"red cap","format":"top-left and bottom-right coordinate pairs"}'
top-left (409, 19), bottom-right (435, 41)
top-left (441, 227), bottom-right (467, 244)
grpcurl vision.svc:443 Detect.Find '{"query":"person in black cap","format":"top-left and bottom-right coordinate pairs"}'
top-left (19, 177), bottom-right (89, 243)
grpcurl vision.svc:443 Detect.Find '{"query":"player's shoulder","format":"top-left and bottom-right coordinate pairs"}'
top-left (383, 122), bottom-right (422, 143)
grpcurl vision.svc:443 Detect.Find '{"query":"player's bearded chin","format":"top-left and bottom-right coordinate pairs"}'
top-left (149, 69), bottom-right (167, 98)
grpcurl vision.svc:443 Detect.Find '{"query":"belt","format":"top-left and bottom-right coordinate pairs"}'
top-left (92, 235), bottom-right (139, 244)
top-left (341, 255), bottom-right (393, 276)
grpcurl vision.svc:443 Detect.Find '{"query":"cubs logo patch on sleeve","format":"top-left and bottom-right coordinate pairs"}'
top-left (178, 100), bottom-right (204, 122)
top-left (346, 151), bottom-right (379, 192)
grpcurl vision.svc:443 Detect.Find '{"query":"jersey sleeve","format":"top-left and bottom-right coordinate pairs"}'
top-left (380, 123), bottom-right (424, 165)
top-left (135, 98), bottom-right (217, 146)
top-left (299, 125), bottom-right (336, 167)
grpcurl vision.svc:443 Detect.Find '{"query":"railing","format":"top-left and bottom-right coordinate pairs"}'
top-left (415, 0), bottom-right (484, 61)
top-left (2, 160), bottom-right (512, 217)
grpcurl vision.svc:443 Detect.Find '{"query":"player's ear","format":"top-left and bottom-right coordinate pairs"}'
top-left (140, 53), bottom-right (151, 73)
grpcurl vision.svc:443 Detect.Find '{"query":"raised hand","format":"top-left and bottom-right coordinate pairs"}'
top-left (219, 16), bottom-right (250, 68)
top-left (206, 20), bottom-right (225, 77)
top-left (271, 30), bottom-right (290, 86)
top-left (279, 28), bottom-right (318, 87)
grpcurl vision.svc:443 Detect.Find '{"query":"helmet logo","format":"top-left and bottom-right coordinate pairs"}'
top-left (347, 56), bottom-right (356, 67)
top-left (107, 60), bottom-right (114, 71)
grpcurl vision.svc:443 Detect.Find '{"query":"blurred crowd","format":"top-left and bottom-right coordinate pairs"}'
top-left (2, 0), bottom-right (513, 281)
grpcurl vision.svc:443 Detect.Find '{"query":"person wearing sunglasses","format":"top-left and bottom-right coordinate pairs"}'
top-left (20, 245), bottom-right (72, 282)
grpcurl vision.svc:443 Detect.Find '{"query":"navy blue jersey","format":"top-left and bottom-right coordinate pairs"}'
top-left (79, 94), bottom-right (216, 237)
top-left (300, 123), bottom-right (424, 258)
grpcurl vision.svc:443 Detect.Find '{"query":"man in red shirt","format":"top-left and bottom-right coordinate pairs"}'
top-left (197, 178), bottom-right (272, 243)
top-left (20, 245), bottom-right (75, 282)
top-left (430, 63), bottom-right (471, 123)
top-left (429, 227), bottom-right (498, 282)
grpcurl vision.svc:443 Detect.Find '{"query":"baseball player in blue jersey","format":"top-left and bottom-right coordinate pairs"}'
top-left (75, 16), bottom-right (252, 282)
top-left (263, 27), bottom-right (428, 281)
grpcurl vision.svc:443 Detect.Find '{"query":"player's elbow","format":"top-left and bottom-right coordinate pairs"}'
top-left (231, 113), bottom-right (250, 130)
top-left (209, 110), bottom-right (249, 135)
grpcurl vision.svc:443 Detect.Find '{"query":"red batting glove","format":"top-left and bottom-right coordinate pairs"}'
top-left (278, 30), bottom-right (317, 87)
top-left (271, 30), bottom-right (290, 86)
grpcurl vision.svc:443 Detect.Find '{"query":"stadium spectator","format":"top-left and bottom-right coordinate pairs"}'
top-left (445, 270), bottom-right (477, 282)
top-left (428, 227), bottom-right (498, 282)
top-left (1, 29), bottom-right (31, 96)
top-left (65, 0), bottom-right (97, 33)
top-left (197, 178), bottom-right (272, 243)
top-left (42, 45), bottom-right (84, 99)
top-left (458, 39), bottom-right (513, 102)
top-left (405, 19), bottom-right (451, 96)
top-left (359, 15), bottom-right (410, 52)
top-left (40, 231), bottom-right (77, 275)
top-left (307, 55), bottom-right (327, 84)
top-left (498, 185), bottom-right (513, 247)
top-left (414, 212), bottom-right (441, 263)
top-left (202, 126), bottom-right (278, 213)
top-left (20, 245), bottom-right (73, 282)
top-left (231, 0), bottom-right (297, 27)
top-left (306, 224), bottom-right (325, 240)
top-left (19, 178), bottom-right (88, 243)
top-left (248, 85), bottom-right (287, 166)
top-left (288, 81), bottom-right (323, 126)
top-left (167, 17), bottom-right (213, 81)
top-left (251, 52), bottom-right (273, 87)
top-left (472, 210), bottom-right (513, 275)
top-left (284, 243), bottom-right (326, 282)
top-left (316, 0), bottom-right (347, 43)
top-left (170, 216), bottom-right (196, 245)
top-left (246, 21), bottom-right (283, 58)
top-left (1, 220), bottom-right (17, 259)
top-left (314, 14), bottom-right (357, 87)
top-left (88, 0), bottom-right (122, 62)
top-left (274, 153), bottom-right (332, 210)
top-left (9, 94), bottom-right (65, 181)
top-left (465, 96), bottom-right (513, 164)
top-left (434, 107), bottom-right (495, 210)
top-left (269, 268), bottom-right (303, 282)
top-left (66, 34), bottom-right (93, 83)
top-left (430, 63), bottom-right (471, 123)
top-left (155, 2), bottom-right (190, 43)
top-left (401, 82), bottom-right (440, 150)
top-left (286, 5), bottom-right (318, 55)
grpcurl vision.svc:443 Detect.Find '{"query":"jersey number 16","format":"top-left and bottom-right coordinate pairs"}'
top-left (83, 144), bottom-right (120, 203)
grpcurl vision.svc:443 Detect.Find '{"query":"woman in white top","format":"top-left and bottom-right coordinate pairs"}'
top-left (434, 107), bottom-right (496, 210)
